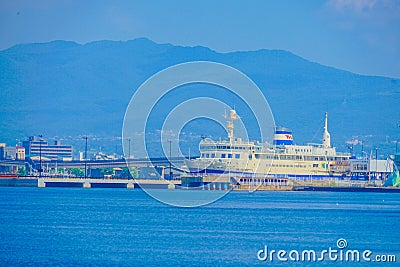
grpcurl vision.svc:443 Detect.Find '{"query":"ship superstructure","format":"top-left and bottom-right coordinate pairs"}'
top-left (185, 110), bottom-right (350, 179)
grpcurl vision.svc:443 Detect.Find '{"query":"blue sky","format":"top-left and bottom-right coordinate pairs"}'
top-left (1, 0), bottom-right (399, 78)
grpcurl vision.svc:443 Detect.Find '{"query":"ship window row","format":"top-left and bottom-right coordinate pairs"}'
top-left (264, 155), bottom-right (330, 161)
top-left (280, 155), bottom-right (303, 160)
top-left (353, 164), bottom-right (368, 171)
top-left (271, 164), bottom-right (307, 168)
top-left (239, 178), bottom-right (287, 184)
top-left (201, 153), bottom-right (241, 159)
top-left (264, 155), bottom-right (279, 160)
top-left (200, 145), bottom-right (250, 150)
top-left (294, 149), bottom-right (311, 153)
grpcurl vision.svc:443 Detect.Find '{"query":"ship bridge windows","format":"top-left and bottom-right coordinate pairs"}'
top-left (200, 145), bottom-right (218, 150)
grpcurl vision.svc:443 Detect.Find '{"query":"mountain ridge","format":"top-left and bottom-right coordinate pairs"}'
top-left (0, 37), bottom-right (399, 156)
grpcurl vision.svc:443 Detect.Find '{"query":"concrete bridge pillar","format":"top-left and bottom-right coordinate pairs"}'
top-left (83, 180), bottom-right (91, 188)
top-left (127, 182), bottom-right (134, 189)
top-left (38, 178), bottom-right (45, 188)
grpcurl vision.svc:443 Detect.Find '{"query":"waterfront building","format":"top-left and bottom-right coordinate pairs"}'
top-left (0, 144), bottom-right (25, 160)
top-left (23, 136), bottom-right (73, 161)
top-left (349, 157), bottom-right (393, 180)
top-left (5, 146), bottom-right (16, 160)
top-left (16, 146), bottom-right (25, 160)
top-left (0, 143), bottom-right (5, 160)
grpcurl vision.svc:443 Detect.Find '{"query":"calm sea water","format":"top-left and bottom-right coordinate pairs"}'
top-left (0, 187), bottom-right (399, 266)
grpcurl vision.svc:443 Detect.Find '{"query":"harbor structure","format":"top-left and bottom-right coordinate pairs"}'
top-left (23, 136), bottom-right (73, 161)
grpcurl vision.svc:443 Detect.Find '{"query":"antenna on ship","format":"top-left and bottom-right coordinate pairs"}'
top-left (322, 112), bottom-right (331, 148)
top-left (225, 109), bottom-right (238, 143)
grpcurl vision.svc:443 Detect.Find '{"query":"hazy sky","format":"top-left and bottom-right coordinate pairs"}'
top-left (1, 0), bottom-right (399, 78)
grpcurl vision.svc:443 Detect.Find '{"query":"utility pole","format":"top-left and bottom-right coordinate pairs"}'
top-left (128, 138), bottom-right (131, 159)
top-left (84, 136), bottom-right (88, 179)
top-left (375, 148), bottom-right (378, 180)
top-left (168, 140), bottom-right (172, 180)
top-left (361, 141), bottom-right (364, 158)
top-left (39, 135), bottom-right (43, 178)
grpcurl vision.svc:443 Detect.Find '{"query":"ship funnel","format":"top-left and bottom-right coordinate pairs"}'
top-left (274, 127), bottom-right (293, 146)
top-left (229, 109), bottom-right (237, 121)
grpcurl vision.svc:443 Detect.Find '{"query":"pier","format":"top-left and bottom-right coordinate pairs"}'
top-left (36, 176), bottom-right (234, 191)
top-left (37, 178), bottom-right (181, 189)
top-left (0, 176), bottom-right (397, 192)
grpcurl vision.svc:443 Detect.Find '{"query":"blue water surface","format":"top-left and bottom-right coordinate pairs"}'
top-left (0, 187), bottom-right (399, 266)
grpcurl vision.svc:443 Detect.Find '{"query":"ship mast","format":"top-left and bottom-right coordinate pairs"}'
top-left (322, 112), bottom-right (331, 148)
top-left (226, 109), bottom-right (237, 143)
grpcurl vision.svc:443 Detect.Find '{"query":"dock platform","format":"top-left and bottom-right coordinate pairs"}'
top-left (38, 178), bottom-right (181, 189)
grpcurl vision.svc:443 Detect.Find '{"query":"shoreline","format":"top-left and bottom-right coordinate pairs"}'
top-left (0, 177), bottom-right (399, 193)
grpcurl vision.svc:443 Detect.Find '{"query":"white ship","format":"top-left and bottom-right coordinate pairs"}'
top-left (185, 110), bottom-right (350, 180)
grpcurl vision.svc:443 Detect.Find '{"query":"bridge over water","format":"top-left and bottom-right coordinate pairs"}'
top-left (0, 157), bottom-right (188, 171)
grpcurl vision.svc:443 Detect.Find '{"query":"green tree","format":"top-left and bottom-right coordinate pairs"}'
top-left (70, 168), bottom-right (84, 177)
top-left (17, 167), bottom-right (28, 176)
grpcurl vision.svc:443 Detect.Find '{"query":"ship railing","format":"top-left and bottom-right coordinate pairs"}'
top-left (307, 143), bottom-right (324, 148)
top-left (336, 152), bottom-right (351, 156)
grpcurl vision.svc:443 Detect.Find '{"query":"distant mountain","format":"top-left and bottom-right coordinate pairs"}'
top-left (0, 37), bottom-right (399, 157)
